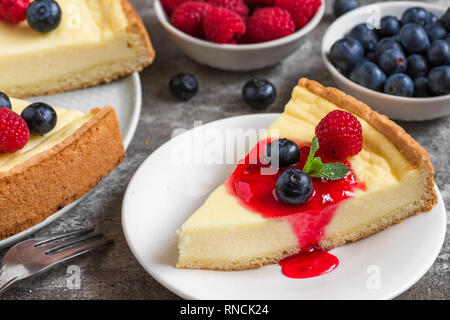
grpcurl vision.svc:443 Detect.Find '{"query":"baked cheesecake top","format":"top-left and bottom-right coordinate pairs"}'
top-left (0, 98), bottom-right (93, 172)
top-left (0, 0), bottom-right (128, 56)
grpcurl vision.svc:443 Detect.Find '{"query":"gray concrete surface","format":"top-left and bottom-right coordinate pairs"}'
top-left (0, 0), bottom-right (448, 300)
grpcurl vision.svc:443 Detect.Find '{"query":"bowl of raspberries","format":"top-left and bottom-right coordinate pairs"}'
top-left (322, 1), bottom-right (450, 121)
top-left (155, 0), bottom-right (324, 71)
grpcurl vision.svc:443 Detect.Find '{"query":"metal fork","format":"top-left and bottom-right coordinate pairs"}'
top-left (0, 228), bottom-right (113, 295)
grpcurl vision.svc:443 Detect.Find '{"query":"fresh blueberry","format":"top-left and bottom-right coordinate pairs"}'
top-left (384, 73), bottom-right (414, 97)
top-left (380, 16), bottom-right (401, 37)
top-left (242, 79), bottom-right (277, 110)
top-left (21, 102), bottom-right (57, 135)
top-left (441, 8), bottom-right (450, 31)
top-left (275, 169), bottom-right (313, 205)
top-left (378, 49), bottom-right (407, 75)
top-left (329, 38), bottom-right (365, 76)
top-left (0, 92), bottom-right (11, 109)
top-left (265, 139), bottom-right (300, 168)
top-left (401, 7), bottom-right (431, 27)
top-left (429, 12), bottom-right (439, 25)
top-left (406, 54), bottom-right (429, 79)
top-left (427, 40), bottom-right (450, 66)
top-left (424, 23), bottom-right (447, 42)
top-left (26, 0), bottom-right (62, 33)
top-left (169, 73), bottom-right (199, 101)
top-left (399, 23), bottom-right (430, 54)
top-left (374, 37), bottom-right (403, 60)
top-left (348, 23), bottom-right (379, 52)
top-left (414, 77), bottom-right (433, 97)
top-left (445, 34), bottom-right (450, 43)
top-left (350, 61), bottom-right (386, 91)
top-left (428, 65), bottom-right (450, 95)
top-left (332, 0), bottom-right (359, 18)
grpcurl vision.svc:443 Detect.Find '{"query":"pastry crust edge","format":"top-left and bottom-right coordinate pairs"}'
top-left (0, 107), bottom-right (125, 240)
top-left (121, 0), bottom-right (155, 65)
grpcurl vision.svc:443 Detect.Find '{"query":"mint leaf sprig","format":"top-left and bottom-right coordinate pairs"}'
top-left (302, 137), bottom-right (350, 180)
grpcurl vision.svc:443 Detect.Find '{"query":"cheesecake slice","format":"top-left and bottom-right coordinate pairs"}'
top-left (0, 0), bottom-right (154, 98)
top-left (0, 98), bottom-right (125, 240)
top-left (176, 78), bottom-right (437, 271)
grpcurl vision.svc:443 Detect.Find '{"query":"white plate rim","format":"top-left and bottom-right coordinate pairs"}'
top-left (122, 113), bottom-right (447, 300)
top-left (122, 72), bottom-right (142, 149)
top-left (0, 73), bottom-right (142, 249)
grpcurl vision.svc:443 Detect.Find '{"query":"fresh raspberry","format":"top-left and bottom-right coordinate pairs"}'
top-left (0, 0), bottom-right (29, 24)
top-left (298, 145), bottom-right (310, 168)
top-left (161, 0), bottom-right (200, 17)
top-left (315, 110), bottom-right (362, 159)
top-left (170, 1), bottom-right (213, 38)
top-left (208, 0), bottom-right (249, 20)
top-left (246, 7), bottom-right (295, 43)
top-left (275, 0), bottom-right (321, 29)
top-left (203, 7), bottom-right (246, 44)
top-left (0, 107), bottom-right (29, 153)
top-left (244, 0), bottom-right (275, 8)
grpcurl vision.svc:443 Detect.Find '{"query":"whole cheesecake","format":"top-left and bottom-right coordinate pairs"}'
top-left (176, 78), bottom-right (437, 271)
top-left (0, 98), bottom-right (125, 240)
top-left (0, 0), bottom-right (154, 98)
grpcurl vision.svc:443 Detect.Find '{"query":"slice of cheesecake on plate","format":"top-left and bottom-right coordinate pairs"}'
top-left (176, 78), bottom-right (437, 271)
top-left (0, 0), bottom-right (154, 98)
top-left (0, 98), bottom-right (125, 240)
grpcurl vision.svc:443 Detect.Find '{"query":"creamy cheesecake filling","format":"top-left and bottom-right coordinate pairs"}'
top-left (0, 0), bottom-right (128, 54)
top-left (0, 98), bottom-right (93, 172)
top-left (324, 169), bottom-right (425, 243)
top-left (1, 35), bottom-right (144, 90)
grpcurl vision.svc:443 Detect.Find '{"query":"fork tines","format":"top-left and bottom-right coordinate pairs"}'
top-left (33, 228), bottom-right (113, 257)
top-left (34, 228), bottom-right (96, 247)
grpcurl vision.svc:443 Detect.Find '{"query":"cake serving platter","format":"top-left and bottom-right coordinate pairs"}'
top-left (122, 114), bottom-right (446, 300)
top-left (0, 72), bottom-right (142, 249)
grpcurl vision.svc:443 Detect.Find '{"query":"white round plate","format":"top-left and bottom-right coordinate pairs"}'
top-left (0, 73), bottom-right (142, 249)
top-left (122, 114), bottom-right (447, 300)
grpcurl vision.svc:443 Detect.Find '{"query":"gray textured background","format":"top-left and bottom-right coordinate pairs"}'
top-left (1, 0), bottom-right (448, 300)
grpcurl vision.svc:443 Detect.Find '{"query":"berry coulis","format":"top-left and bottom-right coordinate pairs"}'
top-left (279, 246), bottom-right (340, 279)
top-left (226, 138), bottom-right (364, 278)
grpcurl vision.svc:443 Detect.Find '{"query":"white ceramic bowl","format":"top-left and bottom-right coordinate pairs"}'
top-left (154, 0), bottom-right (325, 71)
top-left (322, 1), bottom-right (450, 121)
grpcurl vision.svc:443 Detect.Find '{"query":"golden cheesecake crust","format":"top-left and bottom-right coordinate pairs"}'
top-left (121, 0), bottom-right (155, 62)
top-left (0, 107), bottom-right (125, 240)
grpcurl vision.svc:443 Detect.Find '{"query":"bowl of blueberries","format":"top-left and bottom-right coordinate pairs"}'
top-left (322, 1), bottom-right (450, 121)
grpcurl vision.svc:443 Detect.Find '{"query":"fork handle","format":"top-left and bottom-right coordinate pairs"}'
top-left (0, 265), bottom-right (18, 296)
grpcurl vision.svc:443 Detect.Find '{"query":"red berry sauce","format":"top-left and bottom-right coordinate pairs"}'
top-left (279, 246), bottom-right (339, 279)
top-left (226, 138), bottom-right (364, 278)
